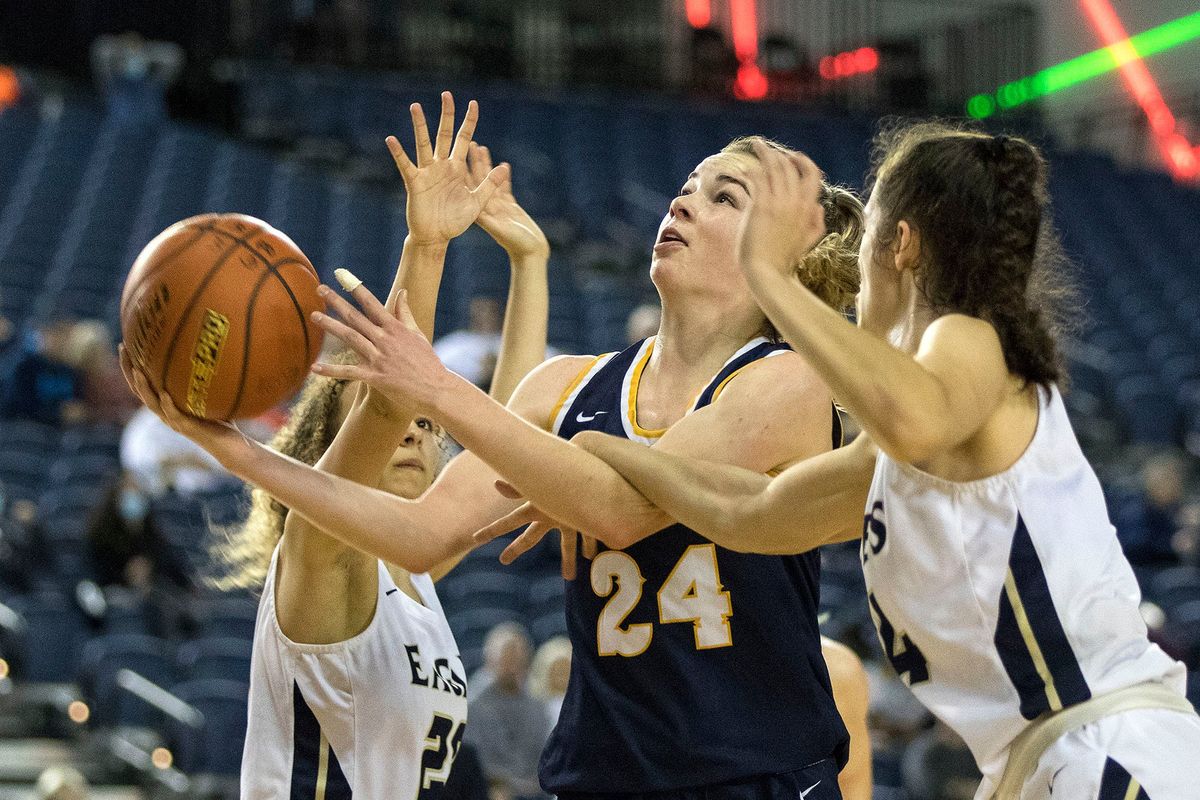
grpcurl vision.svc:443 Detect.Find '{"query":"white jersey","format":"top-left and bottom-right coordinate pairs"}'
top-left (241, 546), bottom-right (468, 799)
top-left (860, 385), bottom-right (1189, 791)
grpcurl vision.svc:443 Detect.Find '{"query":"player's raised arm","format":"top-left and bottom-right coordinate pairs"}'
top-left (269, 91), bottom-right (505, 642)
top-left (735, 141), bottom-right (1011, 466)
top-left (467, 141), bottom-right (550, 404)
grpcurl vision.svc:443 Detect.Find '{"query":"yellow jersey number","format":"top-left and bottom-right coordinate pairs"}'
top-left (591, 544), bottom-right (733, 656)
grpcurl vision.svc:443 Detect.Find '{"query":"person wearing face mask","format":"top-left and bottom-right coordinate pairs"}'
top-left (85, 471), bottom-right (186, 592)
top-left (123, 134), bottom-right (864, 799)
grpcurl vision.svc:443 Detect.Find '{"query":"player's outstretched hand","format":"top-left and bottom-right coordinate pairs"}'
top-left (387, 91), bottom-right (509, 245)
top-left (310, 276), bottom-right (456, 415)
top-left (118, 344), bottom-right (251, 465)
top-left (473, 481), bottom-right (598, 580)
top-left (468, 142), bottom-right (549, 262)
top-left (736, 139), bottom-right (826, 286)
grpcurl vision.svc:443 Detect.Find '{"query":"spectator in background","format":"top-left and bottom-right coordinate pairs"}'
top-left (65, 320), bottom-right (138, 425)
top-left (466, 622), bottom-right (551, 800)
top-left (35, 766), bottom-right (88, 800)
top-left (90, 32), bottom-right (184, 127)
top-left (1173, 498), bottom-right (1200, 567)
top-left (85, 471), bottom-right (194, 637)
top-left (120, 405), bottom-right (231, 497)
top-left (434, 296), bottom-right (503, 388)
top-left (0, 318), bottom-right (86, 426)
top-left (624, 302), bottom-right (660, 346)
top-left (1116, 450), bottom-right (1187, 566)
top-left (527, 636), bottom-right (570, 725)
top-left (0, 492), bottom-right (51, 595)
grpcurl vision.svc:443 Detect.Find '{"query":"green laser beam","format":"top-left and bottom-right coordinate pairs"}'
top-left (967, 9), bottom-right (1200, 119)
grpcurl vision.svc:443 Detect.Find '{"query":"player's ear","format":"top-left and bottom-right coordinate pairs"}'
top-left (892, 220), bottom-right (920, 274)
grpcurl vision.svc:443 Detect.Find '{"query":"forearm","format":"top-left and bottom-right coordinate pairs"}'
top-left (574, 431), bottom-right (771, 550)
top-left (386, 235), bottom-right (449, 339)
top-left (489, 253), bottom-right (548, 404)
top-left (579, 431), bottom-right (872, 554)
top-left (434, 377), bottom-right (669, 545)
top-left (749, 271), bottom-right (953, 456)
top-left (216, 436), bottom-right (463, 573)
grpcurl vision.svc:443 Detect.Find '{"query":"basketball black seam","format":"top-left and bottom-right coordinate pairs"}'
top-left (228, 266), bottom-right (277, 419)
top-left (120, 221), bottom-right (215, 320)
top-left (227, 257), bottom-right (315, 418)
top-left (199, 222), bottom-right (318, 281)
top-left (157, 229), bottom-right (257, 391)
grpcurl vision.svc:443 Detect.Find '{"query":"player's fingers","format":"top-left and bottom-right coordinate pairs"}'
top-left (493, 479), bottom-right (524, 500)
top-left (392, 292), bottom-right (421, 335)
top-left (310, 309), bottom-right (378, 358)
top-left (331, 269), bottom-right (394, 329)
top-left (316, 285), bottom-right (382, 343)
top-left (310, 360), bottom-right (369, 382)
top-left (410, 102), bottom-right (432, 166)
top-left (449, 99), bottom-right (479, 162)
top-left (500, 521), bottom-right (554, 565)
top-left (581, 535), bottom-right (598, 560)
top-left (473, 504), bottom-right (537, 544)
top-left (560, 529), bottom-right (578, 581)
top-left (433, 91), bottom-right (455, 160)
top-left (471, 163), bottom-right (509, 209)
top-left (385, 135), bottom-right (416, 180)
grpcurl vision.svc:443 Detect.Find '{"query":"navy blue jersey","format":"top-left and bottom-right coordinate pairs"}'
top-left (540, 336), bottom-right (849, 795)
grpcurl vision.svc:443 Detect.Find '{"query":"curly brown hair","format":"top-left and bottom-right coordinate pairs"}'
top-left (720, 137), bottom-right (863, 333)
top-left (867, 120), bottom-right (1079, 387)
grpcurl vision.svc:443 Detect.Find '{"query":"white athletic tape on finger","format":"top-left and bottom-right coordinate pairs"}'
top-left (334, 268), bottom-right (363, 292)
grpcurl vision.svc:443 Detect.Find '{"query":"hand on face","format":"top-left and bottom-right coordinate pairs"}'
top-left (736, 141), bottom-right (827, 286)
top-left (388, 91), bottom-right (509, 245)
top-left (468, 142), bottom-right (549, 261)
top-left (311, 280), bottom-right (455, 416)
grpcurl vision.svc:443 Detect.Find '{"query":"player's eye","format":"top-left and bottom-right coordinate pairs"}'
top-left (416, 418), bottom-right (434, 431)
top-left (678, 187), bottom-right (693, 197)
top-left (715, 191), bottom-right (736, 206)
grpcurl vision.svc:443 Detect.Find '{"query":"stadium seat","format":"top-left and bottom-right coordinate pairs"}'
top-left (168, 678), bottom-right (250, 776)
top-left (200, 596), bottom-right (259, 641)
top-left (0, 590), bottom-right (87, 682)
top-left (77, 633), bottom-right (176, 726)
top-left (176, 636), bottom-right (253, 683)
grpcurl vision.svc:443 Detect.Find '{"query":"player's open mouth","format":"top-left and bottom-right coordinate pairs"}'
top-left (654, 226), bottom-right (687, 251)
top-left (392, 459), bottom-right (424, 471)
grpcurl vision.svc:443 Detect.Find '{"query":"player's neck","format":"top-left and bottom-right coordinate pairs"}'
top-left (647, 305), bottom-right (761, 391)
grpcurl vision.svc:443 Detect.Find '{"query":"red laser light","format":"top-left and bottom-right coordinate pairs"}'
top-left (685, 0), bottom-right (712, 29)
top-left (1079, 0), bottom-right (1200, 180)
top-left (735, 61), bottom-right (769, 100)
top-left (729, 0), bottom-right (760, 63)
top-left (818, 46), bottom-right (880, 80)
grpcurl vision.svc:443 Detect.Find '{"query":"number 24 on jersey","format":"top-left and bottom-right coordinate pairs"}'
top-left (591, 544), bottom-right (733, 656)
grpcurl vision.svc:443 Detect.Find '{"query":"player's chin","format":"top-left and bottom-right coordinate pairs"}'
top-left (379, 467), bottom-right (432, 500)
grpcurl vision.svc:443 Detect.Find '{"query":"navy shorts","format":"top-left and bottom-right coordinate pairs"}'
top-left (556, 760), bottom-right (842, 800)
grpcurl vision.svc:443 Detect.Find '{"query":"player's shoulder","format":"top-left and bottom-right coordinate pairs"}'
top-left (709, 347), bottom-right (829, 416)
top-left (920, 313), bottom-right (1005, 360)
top-left (507, 353), bottom-right (612, 428)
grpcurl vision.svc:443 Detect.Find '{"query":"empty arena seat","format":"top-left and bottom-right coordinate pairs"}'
top-left (176, 636), bottom-right (253, 683)
top-left (77, 633), bottom-right (177, 726)
top-left (199, 596), bottom-right (259, 641)
top-left (168, 678), bottom-right (250, 776)
top-left (0, 590), bottom-right (87, 682)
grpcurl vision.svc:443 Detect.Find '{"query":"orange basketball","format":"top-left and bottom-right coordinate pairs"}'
top-left (120, 213), bottom-right (325, 420)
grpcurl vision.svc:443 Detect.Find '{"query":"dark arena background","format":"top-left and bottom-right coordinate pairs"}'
top-left (0, 1), bottom-right (1198, 798)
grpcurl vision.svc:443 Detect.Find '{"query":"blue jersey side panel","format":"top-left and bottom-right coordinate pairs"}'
top-left (540, 339), bottom-right (849, 794)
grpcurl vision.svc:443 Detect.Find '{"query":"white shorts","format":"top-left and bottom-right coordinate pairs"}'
top-left (1009, 708), bottom-right (1200, 799)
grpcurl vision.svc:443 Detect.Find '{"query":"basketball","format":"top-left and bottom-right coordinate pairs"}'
top-left (119, 213), bottom-right (325, 420)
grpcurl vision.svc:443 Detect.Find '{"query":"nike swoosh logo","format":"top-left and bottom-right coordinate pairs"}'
top-left (576, 411), bottom-right (608, 422)
top-left (799, 781), bottom-right (821, 799)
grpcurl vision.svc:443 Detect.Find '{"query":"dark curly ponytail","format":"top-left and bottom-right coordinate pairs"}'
top-left (869, 121), bottom-right (1078, 388)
